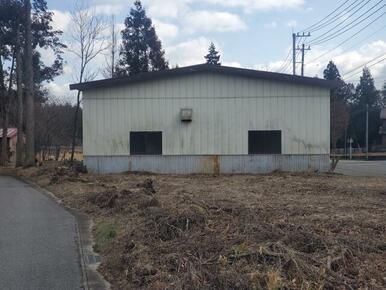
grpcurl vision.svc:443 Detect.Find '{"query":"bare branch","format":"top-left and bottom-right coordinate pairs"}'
top-left (67, 0), bottom-right (108, 84)
top-left (67, 0), bottom-right (108, 162)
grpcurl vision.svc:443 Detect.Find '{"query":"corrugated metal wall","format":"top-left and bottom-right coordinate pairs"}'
top-left (85, 155), bottom-right (330, 174)
top-left (83, 72), bottom-right (330, 156)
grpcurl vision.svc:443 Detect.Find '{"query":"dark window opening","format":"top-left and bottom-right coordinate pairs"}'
top-left (248, 130), bottom-right (282, 154)
top-left (130, 132), bottom-right (162, 155)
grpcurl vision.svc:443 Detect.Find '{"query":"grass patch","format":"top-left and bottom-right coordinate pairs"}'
top-left (94, 219), bottom-right (118, 253)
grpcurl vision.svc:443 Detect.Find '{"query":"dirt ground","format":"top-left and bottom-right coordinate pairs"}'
top-left (14, 162), bottom-right (386, 290)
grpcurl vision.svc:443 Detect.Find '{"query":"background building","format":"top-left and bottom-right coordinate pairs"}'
top-left (0, 128), bottom-right (18, 164)
top-left (71, 64), bottom-right (333, 174)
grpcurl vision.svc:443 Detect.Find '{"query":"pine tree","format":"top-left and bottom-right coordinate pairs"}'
top-left (381, 82), bottom-right (386, 107)
top-left (350, 68), bottom-right (382, 147)
top-left (323, 61), bottom-right (354, 102)
top-left (323, 61), bottom-right (341, 80)
top-left (205, 42), bottom-right (220, 65)
top-left (116, 1), bottom-right (168, 76)
top-left (323, 61), bottom-right (351, 148)
top-left (352, 68), bottom-right (381, 107)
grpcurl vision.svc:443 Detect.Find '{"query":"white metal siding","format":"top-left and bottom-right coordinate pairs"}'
top-left (83, 72), bottom-right (330, 156)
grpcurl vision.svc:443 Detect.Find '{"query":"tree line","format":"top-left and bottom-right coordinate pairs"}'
top-left (0, 0), bottom-right (385, 167)
top-left (324, 61), bottom-right (386, 150)
top-left (0, 0), bottom-right (65, 166)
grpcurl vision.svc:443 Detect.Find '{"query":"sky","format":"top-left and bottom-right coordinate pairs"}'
top-left (44, 0), bottom-right (386, 103)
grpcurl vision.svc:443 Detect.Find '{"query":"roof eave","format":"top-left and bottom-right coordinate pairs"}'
top-left (69, 64), bottom-right (335, 91)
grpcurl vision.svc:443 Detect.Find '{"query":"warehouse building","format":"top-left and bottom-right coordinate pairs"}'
top-left (70, 64), bottom-right (334, 174)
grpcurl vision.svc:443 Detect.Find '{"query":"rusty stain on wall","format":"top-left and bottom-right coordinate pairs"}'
top-left (212, 155), bottom-right (220, 175)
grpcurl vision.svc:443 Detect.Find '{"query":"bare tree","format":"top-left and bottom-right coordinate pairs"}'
top-left (68, 0), bottom-right (107, 162)
top-left (102, 15), bottom-right (119, 79)
top-left (24, 0), bottom-right (35, 167)
top-left (35, 96), bottom-right (81, 161)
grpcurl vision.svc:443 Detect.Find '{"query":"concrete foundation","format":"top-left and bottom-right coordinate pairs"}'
top-left (84, 154), bottom-right (330, 174)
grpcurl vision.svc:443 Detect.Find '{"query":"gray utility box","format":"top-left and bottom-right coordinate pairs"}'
top-left (180, 108), bottom-right (193, 122)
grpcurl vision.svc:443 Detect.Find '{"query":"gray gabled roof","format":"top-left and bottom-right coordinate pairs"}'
top-left (69, 63), bottom-right (335, 91)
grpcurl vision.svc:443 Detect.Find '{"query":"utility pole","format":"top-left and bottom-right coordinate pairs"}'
top-left (111, 15), bottom-right (116, 78)
top-left (366, 103), bottom-right (369, 160)
top-left (292, 33), bottom-right (296, 75)
top-left (300, 43), bottom-right (311, 76)
top-left (292, 32), bottom-right (311, 76)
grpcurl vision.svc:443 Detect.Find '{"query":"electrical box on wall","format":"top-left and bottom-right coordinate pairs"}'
top-left (180, 108), bottom-right (193, 122)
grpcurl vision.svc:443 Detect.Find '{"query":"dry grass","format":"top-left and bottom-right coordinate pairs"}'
top-left (15, 163), bottom-right (386, 290)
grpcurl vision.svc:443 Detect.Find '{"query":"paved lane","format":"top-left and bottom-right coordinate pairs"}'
top-left (0, 176), bottom-right (82, 290)
top-left (335, 160), bottom-right (386, 177)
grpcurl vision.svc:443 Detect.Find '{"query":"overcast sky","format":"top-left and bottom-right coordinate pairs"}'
top-left (45, 0), bottom-right (386, 102)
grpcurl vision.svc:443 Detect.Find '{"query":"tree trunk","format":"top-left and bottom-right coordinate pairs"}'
top-left (1, 111), bottom-right (9, 166)
top-left (0, 50), bottom-right (15, 166)
top-left (15, 30), bottom-right (24, 167)
top-left (0, 49), bottom-right (6, 166)
top-left (70, 90), bottom-right (81, 162)
top-left (0, 54), bottom-right (3, 165)
top-left (24, 0), bottom-right (35, 167)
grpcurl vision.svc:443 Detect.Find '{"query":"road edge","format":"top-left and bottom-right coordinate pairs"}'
top-left (6, 173), bottom-right (110, 290)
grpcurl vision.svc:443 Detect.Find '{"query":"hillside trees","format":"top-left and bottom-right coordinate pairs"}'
top-left (36, 96), bottom-right (82, 160)
top-left (324, 60), bottom-right (384, 149)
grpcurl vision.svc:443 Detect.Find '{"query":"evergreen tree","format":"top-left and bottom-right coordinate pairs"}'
top-left (323, 61), bottom-right (341, 80)
top-left (352, 68), bottom-right (380, 107)
top-left (381, 81), bottom-right (386, 107)
top-left (323, 61), bottom-right (351, 148)
top-left (350, 68), bottom-right (382, 147)
top-left (323, 61), bottom-right (354, 102)
top-left (116, 1), bottom-right (168, 76)
top-left (205, 42), bottom-right (220, 65)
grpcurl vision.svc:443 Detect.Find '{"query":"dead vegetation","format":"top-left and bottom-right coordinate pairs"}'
top-left (14, 163), bottom-right (386, 289)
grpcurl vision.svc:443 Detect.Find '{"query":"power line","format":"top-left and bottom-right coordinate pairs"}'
top-left (309, 1), bottom-right (386, 46)
top-left (300, 0), bottom-right (353, 32)
top-left (342, 54), bottom-right (386, 80)
top-left (307, 0), bottom-right (364, 33)
top-left (342, 22), bottom-right (386, 51)
top-left (307, 12), bottom-right (386, 63)
top-left (342, 53), bottom-right (386, 77)
top-left (307, 0), bottom-right (372, 44)
top-left (346, 74), bottom-right (386, 82)
top-left (276, 49), bottom-right (292, 73)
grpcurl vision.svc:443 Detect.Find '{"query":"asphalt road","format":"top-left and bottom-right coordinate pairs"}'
top-left (335, 160), bottom-right (386, 177)
top-left (0, 176), bottom-right (82, 290)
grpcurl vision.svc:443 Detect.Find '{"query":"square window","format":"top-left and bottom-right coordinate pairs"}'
top-left (248, 130), bottom-right (282, 154)
top-left (130, 132), bottom-right (162, 155)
